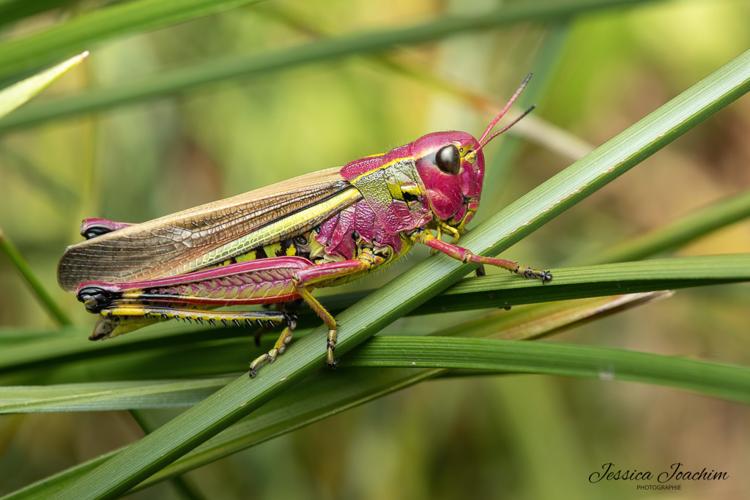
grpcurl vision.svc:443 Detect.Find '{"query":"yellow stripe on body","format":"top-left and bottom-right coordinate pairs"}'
top-left (187, 188), bottom-right (362, 270)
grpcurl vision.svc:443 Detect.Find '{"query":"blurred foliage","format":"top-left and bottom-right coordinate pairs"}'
top-left (0, 0), bottom-right (749, 499)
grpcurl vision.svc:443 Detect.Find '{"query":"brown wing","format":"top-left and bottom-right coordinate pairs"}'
top-left (58, 167), bottom-right (360, 290)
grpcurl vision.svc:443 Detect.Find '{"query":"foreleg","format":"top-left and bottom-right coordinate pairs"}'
top-left (413, 232), bottom-right (552, 282)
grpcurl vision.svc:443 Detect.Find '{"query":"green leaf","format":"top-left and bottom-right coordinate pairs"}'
top-left (0, 0), bottom-right (661, 132)
top-left (0, 51), bottom-right (87, 119)
top-left (0, 0), bottom-right (263, 81)
top-left (53, 47), bottom-right (750, 500)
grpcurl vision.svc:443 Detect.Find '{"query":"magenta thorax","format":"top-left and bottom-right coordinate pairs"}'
top-left (317, 130), bottom-right (485, 259)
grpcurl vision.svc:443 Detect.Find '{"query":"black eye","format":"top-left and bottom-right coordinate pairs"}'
top-left (435, 145), bottom-right (460, 175)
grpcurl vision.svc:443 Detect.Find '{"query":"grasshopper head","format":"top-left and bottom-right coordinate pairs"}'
top-left (412, 74), bottom-right (535, 234)
top-left (411, 131), bottom-right (484, 231)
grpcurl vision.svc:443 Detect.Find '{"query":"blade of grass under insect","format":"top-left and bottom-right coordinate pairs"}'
top-left (0, 254), bottom-right (747, 381)
top-left (0, 51), bottom-right (87, 118)
top-left (0, 0), bottom-right (264, 81)
top-left (0, 292), bottom-right (668, 412)
top-left (53, 49), bottom-right (750, 499)
top-left (432, 291), bottom-right (671, 341)
top-left (320, 253), bottom-right (750, 314)
top-left (0, 229), bottom-right (72, 326)
top-left (126, 410), bottom-right (207, 500)
top-left (590, 190), bottom-right (750, 263)
top-left (0, 251), bottom-right (737, 384)
top-left (346, 336), bottom-right (750, 403)
top-left (0, 0), bottom-right (663, 132)
top-left (3, 292), bottom-right (666, 498)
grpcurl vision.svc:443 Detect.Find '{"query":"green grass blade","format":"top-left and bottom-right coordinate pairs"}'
top-left (0, 147), bottom-right (79, 204)
top-left (0, 229), bottom-right (72, 326)
top-left (0, 0), bottom-right (263, 80)
top-left (126, 411), bottom-right (207, 500)
top-left (433, 291), bottom-right (671, 340)
top-left (52, 48), bottom-right (750, 499)
top-left (0, 378), bottom-right (232, 413)
top-left (347, 336), bottom-right (750, 403)
top-left (0, 0), bottom-right (661, 132)
top-left (417, 253), bottom-right (750, 313)
top-left (0, 51), bottom-right (87, 118)
top-left (592, 190), bottom-right (750, 263)
top-left (0, 49), bottom-right (82, 327)
top-left (322, 254), bottom-right (750, 315)
top-left (0, 293), bottom-right (666, 413)
top-left (3, 292), bottom-right (662, 497)
top-left (0, 0), bottom-right (76, 30)
top-left (0, 254), bottom-right (745, 381)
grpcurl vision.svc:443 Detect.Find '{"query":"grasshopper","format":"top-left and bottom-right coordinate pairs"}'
top-left (58, 75), bottom-right (551, 376)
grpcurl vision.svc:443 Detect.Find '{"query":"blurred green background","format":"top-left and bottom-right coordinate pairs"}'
top-left (1, 0), bottom-right (749, 499)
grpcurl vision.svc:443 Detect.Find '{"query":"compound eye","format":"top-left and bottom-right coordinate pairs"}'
top-left (435, 144), bottom-right (460, 175)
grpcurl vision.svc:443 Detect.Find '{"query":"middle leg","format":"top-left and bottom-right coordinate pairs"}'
top-left (293, 252), bottom-right (386, 367)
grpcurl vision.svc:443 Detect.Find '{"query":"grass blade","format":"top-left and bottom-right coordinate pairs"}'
top-left (433, 291), bottom-right (671, 341)
top-left (0, 292), bottom-right (667, 413)
top-left (0, 254), bottom-right (746, 381)
top-left (416, 253), bottom-right (750, 312)
top-left (0, 0), bottom-right (263, 80)
top-left (0, 1), bottom-right (76, 30)
top-left (347, 336), bottom-right (750, 404)
top-left (0, 0), bottom-right (661, 132)
top-left (323, 253), bottom-right (750, 315)
top-left (0, 378), bottom-right (232, 413)
top-left (592, 190), bottom-right (750, 263)
top-left (0, 51), bottom-right (87, 118)
top-left (0, 147), bottom-right (79, 204)
top-left (0, 51), bottom-right (86, 330)
top-left (0, 230), bottom-right (72, 326)
top-left (53, 47), bottom-right (750, 500)
top-left (18, 325), bottom-right (748, 498)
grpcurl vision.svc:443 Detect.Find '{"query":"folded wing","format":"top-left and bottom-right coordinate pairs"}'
top-left (58, 167), bottom-right (360, 290)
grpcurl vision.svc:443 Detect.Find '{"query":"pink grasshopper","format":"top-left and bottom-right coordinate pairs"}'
top-left (58, 75), bottom-right (551, 376)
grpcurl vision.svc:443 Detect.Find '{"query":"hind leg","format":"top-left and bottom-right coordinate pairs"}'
top-left (92, 305), bottom-right (294, 340)
top-left (249, 324), bottom-right (296, 377)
